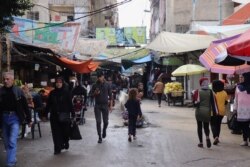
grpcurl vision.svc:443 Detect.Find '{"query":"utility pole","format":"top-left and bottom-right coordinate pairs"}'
top-left (6, 33), bottom-right (11, 71)
top-left (0, 34), bottom-right (2, 74)
top-left (192, 0), bottom-right (197, 21)
top-left (218, 0), bottom-right (223, 80)
top-left (218, 0), bottom-right (222, 25)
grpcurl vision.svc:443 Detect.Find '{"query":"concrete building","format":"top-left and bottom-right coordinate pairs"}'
top-left (149, 0), bottom-right (234, 39)
top-left (23, 0), bottom-right (50, 22)
top-left (48, 0), bottom-right (118, 37)
top-left (23, 0), bottom-right (118, 37)
top-left (92, 0), bottom-right (119, 28)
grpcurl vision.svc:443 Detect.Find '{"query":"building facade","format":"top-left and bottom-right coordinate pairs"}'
top-left (23, 0), bottom-right (118, 37)
top-left (150, 0), bottom-right (234, 39)
top-left (23, 0), bottom-right (50, 22)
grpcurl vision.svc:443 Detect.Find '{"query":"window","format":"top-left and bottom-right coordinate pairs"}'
top-left (175, 25), bottom-right (189, 33)
top-left (27, 11), bottom-right (39, 21)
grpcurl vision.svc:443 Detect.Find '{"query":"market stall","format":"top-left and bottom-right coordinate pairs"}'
top-left (164, 82), bottom-right (185, 106)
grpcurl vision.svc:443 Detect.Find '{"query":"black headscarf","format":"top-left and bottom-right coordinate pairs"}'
top-left (238, 72), bottom-right (250, 94)
top-left (212, 80), bottom-right (224, 93)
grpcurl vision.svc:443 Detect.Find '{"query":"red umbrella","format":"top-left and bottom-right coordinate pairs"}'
top-left (200, 35), bottom-right (250, 75)
top-left (227, 29), bottom-right (250, 62)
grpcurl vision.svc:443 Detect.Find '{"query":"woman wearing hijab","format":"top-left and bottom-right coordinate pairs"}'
top-left (233, 72), bottom-right (250, 146)
top-left (211, 80), bottom-right (228, 145)
top-left (194, 77), bottom-right (213, 148)
top-left (46, 77), bottom-right (74, 155)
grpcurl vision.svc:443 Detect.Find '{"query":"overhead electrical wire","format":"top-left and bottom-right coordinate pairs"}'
top-left (7, 0), bottom-right (132, 34)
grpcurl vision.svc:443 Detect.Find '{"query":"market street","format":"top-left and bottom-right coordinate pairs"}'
top-left (1, 99), bottom-right (250, 167)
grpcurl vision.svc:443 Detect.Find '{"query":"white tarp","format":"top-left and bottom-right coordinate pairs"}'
top-left (74, 38), bottom-right (108, 57)
top-left (232, 0), bottom-right (250, 4)
top-left (193, 24), bottom-right (250, 34)
top-left (146, 31), bottom-right (216, 53)
top-left (219, 28), bottom-right (250, 38)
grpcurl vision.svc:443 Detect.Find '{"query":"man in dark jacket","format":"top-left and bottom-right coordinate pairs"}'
top-left (0, 71), bottom-right (32, 167)
top-left (90, 72), bottom-right (112, 143)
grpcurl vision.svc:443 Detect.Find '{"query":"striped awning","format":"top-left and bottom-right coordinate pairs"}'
top-left (199, 35), bottom-right (250, 75)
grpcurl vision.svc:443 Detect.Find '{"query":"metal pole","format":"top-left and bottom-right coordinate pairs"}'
top-left (6, 33), bottom-right (11, 71)
top-left (192, 0), bottom-right (197, 21)
top-left (218, 0), bottom-right (222, 25)
top-left (218, 0), bottom-right (223, 80)
top-left (0, 33), bottom-right (2, 75)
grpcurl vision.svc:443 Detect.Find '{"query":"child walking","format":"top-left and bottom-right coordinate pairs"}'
top-left (125, 88), bottom-right (142, 142)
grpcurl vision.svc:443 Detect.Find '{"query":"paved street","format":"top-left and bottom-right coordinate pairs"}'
top-left (1, 99), bottom-right (250, 167)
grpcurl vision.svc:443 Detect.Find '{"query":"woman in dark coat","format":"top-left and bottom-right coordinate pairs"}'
top-left (125, 88), bottom-right (142, 142)
top-left (46, 77), bottom-right (73, 155)
top-left (194, 77), bottom-right (213, 148)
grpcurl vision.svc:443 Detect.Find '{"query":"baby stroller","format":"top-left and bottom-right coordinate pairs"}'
top-left (72, 95), bottom-right (86, 125)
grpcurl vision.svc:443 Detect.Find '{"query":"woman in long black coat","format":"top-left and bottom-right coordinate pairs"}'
top-left (46, 77), bottom-right (73, 155)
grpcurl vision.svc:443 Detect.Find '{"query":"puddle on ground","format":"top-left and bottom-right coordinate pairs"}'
top-left (113, 125), bottom-right (125, 128)
top-left (145, 123), bottom-right (161, 128)
top-left (145, 111), bottom-right (159, 114)
top-left (147, 162), bottom-right (157, 165)
top-left (111, 122), bottom-right (161, 129)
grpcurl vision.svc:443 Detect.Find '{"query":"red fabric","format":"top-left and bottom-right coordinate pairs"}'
top-left (227, 29), bottom-right (250, 58)
top-left (199, 77), bottom-right (208, 86)
top-left (223, 3), bottom-right (250, 25)
top-left (192, 89), bottom-right (199, 102)
top-left (54, 57), bottom-right (99, 73)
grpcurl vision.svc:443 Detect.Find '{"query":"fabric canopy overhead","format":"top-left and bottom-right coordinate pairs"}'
top-left (122, 54), bottom-right (152, 69)
top-left (99, 48), bottom-right (149, 61)
top-left (146, 31), bottom-right (216, 53)
top-left (200, 35), bottom-right (250, 74)
top-left (13, 41), bottom-right (99, 73)
top-left (74, 38), bottom-right (108, 57)
top-left (223, 3), bottom-right (250, 25)
top-left (54, 57), bottom-right (100, 74)
top-left (193, 24), bottom-right (250, 38)
top-left (232, 0), bottom-right (250, 4)
top-left (227, 28), bottom-right (250, 61)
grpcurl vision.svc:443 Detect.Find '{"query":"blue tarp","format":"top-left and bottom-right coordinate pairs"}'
top-left (132, 54), bottom-right (152, 63)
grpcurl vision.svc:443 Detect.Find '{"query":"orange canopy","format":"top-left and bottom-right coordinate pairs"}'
top-left (55, 57), bottom-right (100, 73)
top-left (223, 3), bottom-right (250, 25)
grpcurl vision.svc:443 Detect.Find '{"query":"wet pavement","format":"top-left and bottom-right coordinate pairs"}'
top-left (1, 99), bottom-right (250, 167)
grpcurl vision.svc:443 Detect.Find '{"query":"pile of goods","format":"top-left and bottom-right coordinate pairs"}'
top-left (164, 82), bottom-right (184, 96)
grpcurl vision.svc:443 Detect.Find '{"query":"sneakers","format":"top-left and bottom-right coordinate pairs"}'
top-left (213, 137), bottom-right (219, 145)
top-left (54, 150), bottom-right (61, 155)
top-left (102, 130), bottom-right (106, 138)
top-left (128, 136), bottom-right (132, 142)
top-left (206, 138), bottom-right (211, 148)
top-left (197, 143), bottom-right (203, 148)
top-left (133, 136), bottom-right (137, 140)
top-left (240, 141), bottom-right (248, 146)
top-left (63, 143), bottom-right (69, 150)
top-left (98, 138), bottom-right (102, 144)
